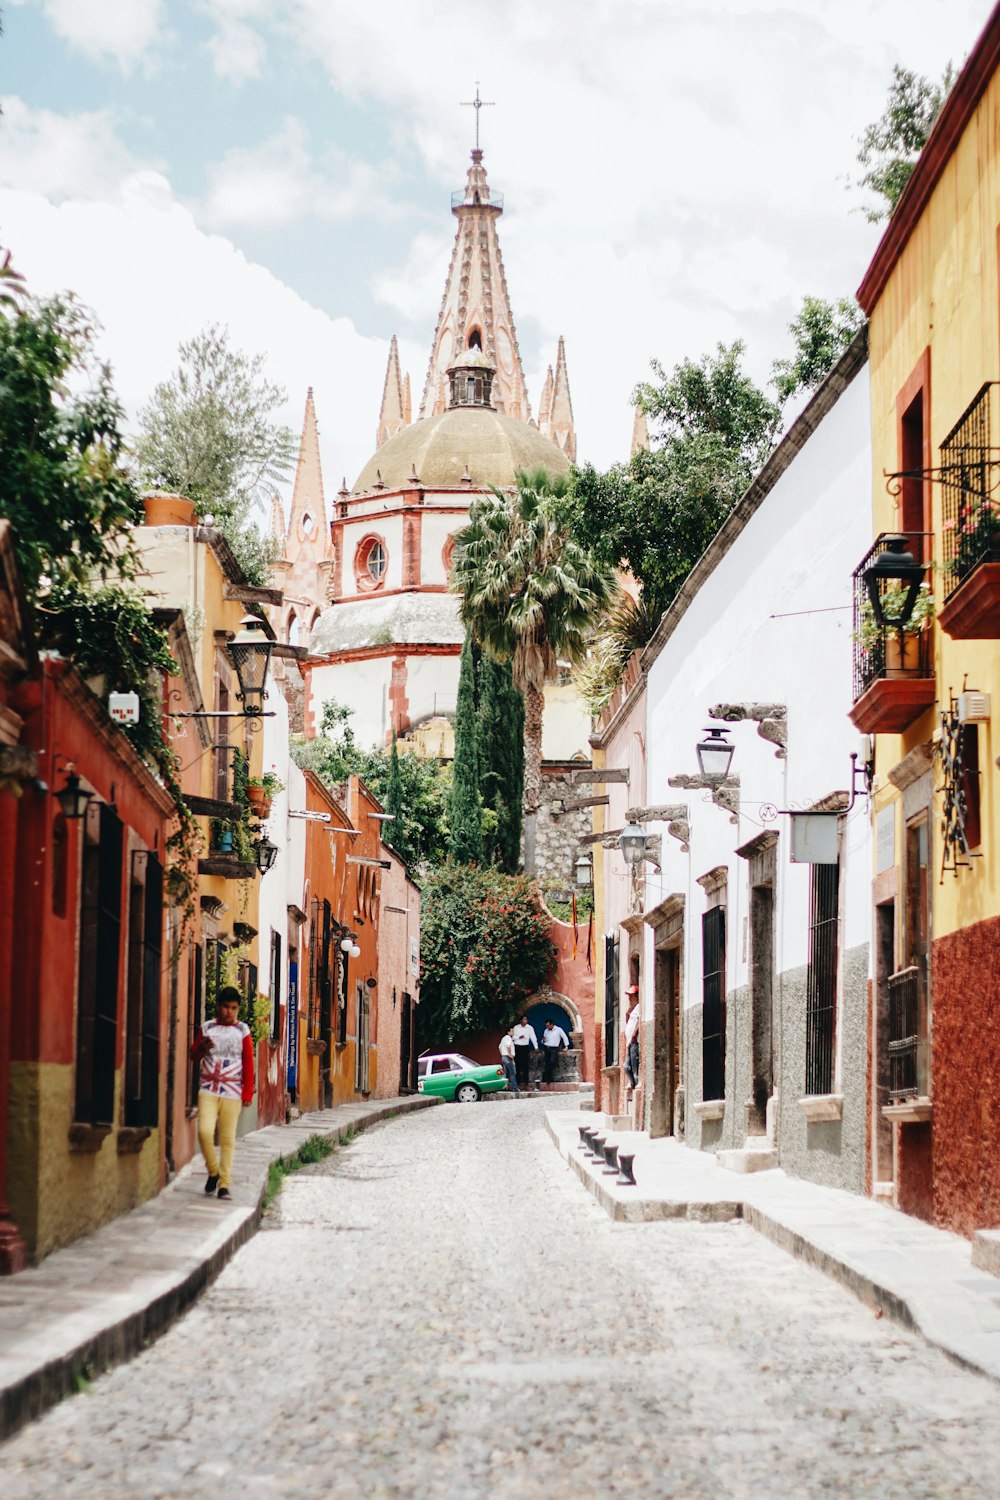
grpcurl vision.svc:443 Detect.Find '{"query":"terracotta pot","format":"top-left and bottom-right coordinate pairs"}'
top-left (142, 493), bottom-right (196, 527)
top-left (247, 786), bottom-right (271, 819)
top-left (885, 632), bottom-right (921, 677)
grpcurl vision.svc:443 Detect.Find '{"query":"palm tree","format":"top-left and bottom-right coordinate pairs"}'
top-left (451, 467), bottom-right (616, 876)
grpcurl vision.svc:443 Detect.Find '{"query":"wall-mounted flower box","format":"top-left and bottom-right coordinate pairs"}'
top-left (938, 561), bottom-right (1000, 637)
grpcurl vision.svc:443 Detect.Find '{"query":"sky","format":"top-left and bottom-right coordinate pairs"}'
top-left (0, 0), bottom-right (993, 503)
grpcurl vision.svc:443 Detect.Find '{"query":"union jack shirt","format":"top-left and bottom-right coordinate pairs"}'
top-left (192, 1020), bottom-right (255, 1103)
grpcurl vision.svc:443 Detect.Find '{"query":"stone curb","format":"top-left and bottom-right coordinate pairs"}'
top-left (546, 1111), bottom-right (1000, 1383)
top-left (0, 1096), bottom-right (437, 1442)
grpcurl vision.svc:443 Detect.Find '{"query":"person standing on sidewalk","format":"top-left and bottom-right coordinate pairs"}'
top-left (499, 1028), bottom-right (519, 1097)
top-left (511, 1015), bottom-right (538, 1092)
top-left (623, 985), bottom-right (641, 1093)
top-left (190, 986), bottom-right (255, 1200)
top-left (541, 1017), bottom-right (570, 1085)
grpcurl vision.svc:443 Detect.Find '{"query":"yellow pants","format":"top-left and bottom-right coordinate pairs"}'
top-left (197, 1093), bottom-right (242, 1190)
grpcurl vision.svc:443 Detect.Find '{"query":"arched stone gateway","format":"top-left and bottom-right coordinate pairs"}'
top-left (523, 984), bottom-right (582, 1088)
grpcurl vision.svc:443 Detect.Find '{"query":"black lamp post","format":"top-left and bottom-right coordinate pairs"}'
top-left (254, 835), bottom-right (278, 874)
top-left (619, 821), bottom-right (647, 868)
top-left (55, 767), bottom-right (93, 820)
top-left (695, 726), bottom-right (735, 780)
top-left (227, 615), bottom-right (274, 718)
top-left (862, 535), bottom-right (925, 629)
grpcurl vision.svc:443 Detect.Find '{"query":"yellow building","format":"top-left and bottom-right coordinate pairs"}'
top-left (852, 4), bottom-right (1000, 1235)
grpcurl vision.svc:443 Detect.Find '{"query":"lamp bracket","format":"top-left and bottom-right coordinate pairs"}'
top-left (709, 702), bottom-right (787, 759)
top-left (668, 773), bottom-right (740, 824)
top-left (625, 803), bottom-right (687, 822)
top-left (666, 816), bottom-right (690, 853)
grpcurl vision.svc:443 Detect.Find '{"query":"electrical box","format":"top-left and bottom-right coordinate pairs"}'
top-left (958, 691), bottom-right (991, 724)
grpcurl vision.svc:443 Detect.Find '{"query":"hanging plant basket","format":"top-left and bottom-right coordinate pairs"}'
top-left (247, 785), bottom-right (271, 819)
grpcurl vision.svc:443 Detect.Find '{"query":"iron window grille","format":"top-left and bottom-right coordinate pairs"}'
top-left (940, 383), bottom-right (1000, 597)
top-left (851, 532), bottom-right (934, 700)
top-left (937, 693), bottom-right (984, 877)
top-left (887, 966), bottom-right (921, 1102)
top-left (124, 849), bottom-right (163, 1129)
top-left (75, 802), bottom-right (123, 1126)
top-left (701, 906), bottom-right (726, 1103)
top-left (604, 934), bottom-right (620, 1066)
top-left (805, 863), bottom-right (839, 1097)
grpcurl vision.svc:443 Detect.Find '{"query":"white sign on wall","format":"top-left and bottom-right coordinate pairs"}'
top-left (108, 691), bottom-right (140, 726)
top-left (410, 936), bottom-right (419, 976)
top-left (876, 804), bottom-right (895, 874)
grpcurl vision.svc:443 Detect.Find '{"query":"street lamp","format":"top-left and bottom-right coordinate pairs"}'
top-left (254, 835), bottom-right (278, 874)
top-left (227, 614), bottom-right (274, 718)
top-left (574, 854), bottom-right (593, 888)
top-left (862, 535), bottom-right (925, 629)
top-left (619, 821), bottom-right (647, 868)
top-left (695, 726), bottom-right (735, 781)
top-left (55, 765), bottom-right (92, 820)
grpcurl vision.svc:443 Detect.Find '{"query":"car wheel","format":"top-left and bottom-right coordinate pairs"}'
top-left (454, 1082), bottom-right (481, 1103)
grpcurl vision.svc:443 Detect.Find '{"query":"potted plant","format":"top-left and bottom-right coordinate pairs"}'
top-left (854, 582), bottom-right (935, 676)
top-left (141, 491), bottom-right (196, 527)
top-left (247, 771), bottom-right (284, 818)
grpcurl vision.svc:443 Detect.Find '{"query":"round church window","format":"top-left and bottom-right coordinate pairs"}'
top-left (354, 535), bottom-right (389, 591)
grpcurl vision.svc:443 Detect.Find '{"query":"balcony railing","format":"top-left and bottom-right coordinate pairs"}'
top-left (851, 532), bottom-right (935, 702)
top-left (887, 966), bottom-right (921, 1102)
top-left (941, 383), bottom-right (1000, 599)
top-left (451, 189), bottom-right (503, 210)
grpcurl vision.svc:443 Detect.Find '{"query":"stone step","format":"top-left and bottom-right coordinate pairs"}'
top-left (717, 1140), bottom-right (779, 1174)
top-left (972, 1228), bottom-right (1000, 1277)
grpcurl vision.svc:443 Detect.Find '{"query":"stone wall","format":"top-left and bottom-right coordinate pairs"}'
top-left (530, 767), bottom-right (592, 888)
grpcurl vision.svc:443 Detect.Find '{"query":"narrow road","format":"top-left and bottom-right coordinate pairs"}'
top-left (3, 1098), bottom-right (999, 1499)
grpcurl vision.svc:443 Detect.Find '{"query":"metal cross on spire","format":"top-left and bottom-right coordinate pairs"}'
top-left (461, 82), bottom-right (494, 151)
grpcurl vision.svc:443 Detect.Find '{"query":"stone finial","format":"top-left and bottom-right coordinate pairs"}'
top-left (668, 773), bottom-right (740, 825)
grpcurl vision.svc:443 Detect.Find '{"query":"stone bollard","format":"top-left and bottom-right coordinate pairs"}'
top-left (577, 1124), bottom-right (591, 1151)
top-left (617, 1150), bottom-right (636, 1185)
top-left (589, 1134), bottom-right (606, 1162)
top-left (602, 1141), bottom-right (619, 1175)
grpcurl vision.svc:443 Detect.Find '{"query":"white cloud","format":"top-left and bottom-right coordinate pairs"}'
top-left (197, 0), bottom-right (269, 82)
top-left (0, 107), bottom-right (390, 493)
top-left (12, 0), bottom-right (166, 71)
top-left (199, 117), bottom-right (402, 230)
top-left (0, 97), bottom-right (155, 201)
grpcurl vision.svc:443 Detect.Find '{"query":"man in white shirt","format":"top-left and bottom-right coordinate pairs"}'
top-left (499, 1028), bottom-right (519, 1096)
top-left (542, 1017), bottom-right (570, 1085)
top-left (623, 985), bottom-right (640, 1091)
top-left (511, 1015), bottom-right (538, 1092)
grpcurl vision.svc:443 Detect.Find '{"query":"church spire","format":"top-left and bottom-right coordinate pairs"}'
top-left (630, 404), bottom-right (650, 457)
top-left (377, 335), bottom-right (410, 449)
top-left (419, 151), bottom-right (531, 424)
top-left (539, 336), bottom-right (576, 462)
top-left (287, 386), bottom-right (329, 559)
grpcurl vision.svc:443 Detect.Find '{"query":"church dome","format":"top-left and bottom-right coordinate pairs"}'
top-left (353, 406), bottom-right (571, 495)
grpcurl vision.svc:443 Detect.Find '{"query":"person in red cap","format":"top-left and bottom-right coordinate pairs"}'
top-left (623, 983), bottom-right (641, 1092)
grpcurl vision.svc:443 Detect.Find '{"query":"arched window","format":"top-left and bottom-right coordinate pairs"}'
top-left (354, 535), bottom-right (389, 591)
top-left (287, 610), bottom-right (299, 646)
top-left (468, 328), bottom-right (482, 350)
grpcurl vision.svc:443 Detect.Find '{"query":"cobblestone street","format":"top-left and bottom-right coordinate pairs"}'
top-left (3, 1098), bottom-right (999, 1500)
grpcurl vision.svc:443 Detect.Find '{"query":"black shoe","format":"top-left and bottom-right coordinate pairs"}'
top-left (204, 1174), bottom-right (219, 1195)
top-left (217, 1187), bottom-right (231, 1200)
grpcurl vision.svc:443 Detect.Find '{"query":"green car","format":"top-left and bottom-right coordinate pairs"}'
top-left (417, 1052), bottom-right (508, 1103)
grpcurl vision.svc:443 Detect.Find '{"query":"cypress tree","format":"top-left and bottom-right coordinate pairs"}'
top-left (448, 631), bottom-right (483, 864)
top-left (478, 651), bottom-right (525, 873)
top-left (384, 731), bottom-right (405, 855)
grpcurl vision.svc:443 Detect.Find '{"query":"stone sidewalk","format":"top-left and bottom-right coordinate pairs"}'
top-left (0, 1095), bottom-right (436, 1440)
top-left (547, 1108), bottom-right (1000, 1384)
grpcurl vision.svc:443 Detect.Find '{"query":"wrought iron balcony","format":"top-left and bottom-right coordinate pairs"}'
top-left (451, 188), bottom-right (503, 210)
top-left (887, 966), bottom-right (921, 1103)
top-left (938, 382), bottom-right (1000, 637)
top-left (849, 532), bottom-right (935, 733)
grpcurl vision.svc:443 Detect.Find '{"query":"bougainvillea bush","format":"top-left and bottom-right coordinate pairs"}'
top-left (419, 861), bottom-right (557, 1044)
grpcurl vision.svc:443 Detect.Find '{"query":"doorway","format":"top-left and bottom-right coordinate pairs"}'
top-left (748, 881), bottom-right (774, 1135)
top-left (651, 946), bottom-right (680, 1138)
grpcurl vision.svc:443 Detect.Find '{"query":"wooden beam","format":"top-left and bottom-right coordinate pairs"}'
top-left (197, 857), bottom-right (257, 879)
top-left (347, 855), bottom-right (392, 869)
top-left (224, 582), bottom-right (283, 606)
top-left (578, 828), bottom-right (622, 847)
top-left (570, 767), bottom-right (629, 784)
top-left (183, 794), bottom-right (243, 821)
top-left (562, 794), bottom-right (611, 811)
top-left (270, 642), bottom-right (309, 661)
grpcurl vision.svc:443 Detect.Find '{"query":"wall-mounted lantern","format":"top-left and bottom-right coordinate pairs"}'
top-left (695, 726), bottom-right (735, 781)
top-left (254, 835), bottom-right (279, 874)
top-left (227, 614), bottom-right (274, 718)
top-left (574, 854), bottom-right (593, 888)
top-left (619, 821), bottom-right (648, 868)
top-left (55, 765), bottom-right (93, 821)
top-left (861, 534), bottom-right (924, 629)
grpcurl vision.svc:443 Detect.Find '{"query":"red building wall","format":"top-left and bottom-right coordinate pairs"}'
top-left (929, 917), bottom-right (1000, 1236)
